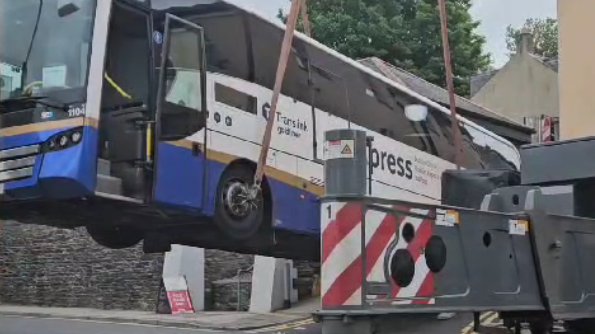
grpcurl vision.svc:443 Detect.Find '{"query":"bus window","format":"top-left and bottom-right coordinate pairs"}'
top-left (156, 16), bottom-right (206, 140)
top-left (462, 122), bottom-right (519, 170)
top-left (427, 107), bottom-right (456, 163)
top-left (214, 83), bottom-right (257, 114)
top-left (249, 15), bottom-right (311, 103)
top-left (195, 12), bottom-right (252, 82)
top-left (429, 107), bottom-right (511, 170)
top-left (310, 64), bottom-right (350, 120)
top-left (347, 71), bottom-right (431, 154)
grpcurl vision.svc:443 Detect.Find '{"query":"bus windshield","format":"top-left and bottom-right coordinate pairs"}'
top-left (0, 0), bottom-right (96, 102)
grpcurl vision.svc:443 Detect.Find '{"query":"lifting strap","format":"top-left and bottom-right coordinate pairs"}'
top-left (253, 0), bottom-right (309, 188)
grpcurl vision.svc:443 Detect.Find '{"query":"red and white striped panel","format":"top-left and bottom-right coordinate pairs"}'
top-left (321, 201), bottom-right (435, 308)
top-left (321, 201), bottom-right (364, 308)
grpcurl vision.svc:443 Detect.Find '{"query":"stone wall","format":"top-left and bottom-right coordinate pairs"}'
top-left (0, 221), bottom-right (164, 311)
top-left (204, 249), bottom-right (254, 311)
top-left (204, 249), bottom-right (254, 285)
top-left (0, 221), bottom-right (317, 312)
top-left (212, 274), bottom-right (252, 311)
top-left (0, 222), bottom-right (257, 312)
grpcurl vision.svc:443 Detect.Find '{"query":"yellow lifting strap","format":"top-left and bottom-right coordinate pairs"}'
top-left (104, 73), bottom-right (132, 100)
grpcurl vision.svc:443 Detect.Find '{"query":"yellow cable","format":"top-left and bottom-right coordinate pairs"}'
top-left (104, 73), bottom-right (132, 100)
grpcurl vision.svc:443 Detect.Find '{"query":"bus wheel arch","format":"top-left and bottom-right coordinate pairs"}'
top-left (214, 159), bottom-right (273, 240)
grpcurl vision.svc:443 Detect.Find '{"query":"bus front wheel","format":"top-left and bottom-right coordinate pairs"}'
top-left (215, 165), bottom-right (266, 240)
top-left (86, 224), bottom-right (143, 249)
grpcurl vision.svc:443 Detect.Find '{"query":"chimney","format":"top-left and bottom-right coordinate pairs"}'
top-left (517, 27), bottom-right (534, 55)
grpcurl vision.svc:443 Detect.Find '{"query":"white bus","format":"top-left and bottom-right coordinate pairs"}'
top-left (0, 0), bottom-right (519, 260)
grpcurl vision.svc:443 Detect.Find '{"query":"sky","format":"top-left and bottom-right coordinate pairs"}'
top-left (227, 0), bottom-right (557, 68)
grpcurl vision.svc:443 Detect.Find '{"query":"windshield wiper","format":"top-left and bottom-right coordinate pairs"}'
top-left (21, 0), bottom-right (44, 87)
top-left (21, 1), bottom-right (81, 86)
top-left (0, 96), bottom-right (68, 113)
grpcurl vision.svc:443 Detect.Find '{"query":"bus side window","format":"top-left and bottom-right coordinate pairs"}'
top-left (194, 13), bottom-right (252, 82)
top-left (427, 108), bottom-right (456, 163)
top-left (248, 15), bottom-right (311, 102)
top-left (462, 123), bottom-right (519, 170)
top-left (429, 108), bottom-right (485, 169)
top-left (310, 64), bottom-right (349, 121)
top-left (309, 63), bottom-right (351, 159)
top-left (214, 83), bottom-right (257, 114)
top-left (350, 72), bottom-right (431, 154)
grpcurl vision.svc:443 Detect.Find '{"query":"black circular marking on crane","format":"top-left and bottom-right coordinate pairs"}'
top-left (214, 112), bottom-right (221, 123)
top-left (483, 232), bottom-right (492, 247)
top-left (225, 116), bottom-right (232, 126)
top-left (402, 223), bottom-right (415, 243)
top-left (390, 249), bottom-right (415, 288)
top-left (425, 236), bottom-right (447, 273)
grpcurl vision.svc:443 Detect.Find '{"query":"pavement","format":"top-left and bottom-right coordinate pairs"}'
top-left (0, 315), bottom-right (322, 334)
top-left (1, 313), bottom-right (320, 334)
top-left (0, 305), bottom-right (530, 334)
top-left (0, 313), bottom-right (472, 334)
top-left (0, 305), bottom-right (309, 331)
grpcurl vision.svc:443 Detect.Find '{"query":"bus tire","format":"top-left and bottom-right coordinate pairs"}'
top-left (86, 224), bottom-right (143, 249)
top-left (215, 165), bottom-right (266, 240)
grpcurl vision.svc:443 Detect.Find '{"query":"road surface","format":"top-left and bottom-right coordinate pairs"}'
top-left (1, 315), bottom-right (315, 334)
top-left (0, 312), bottom-right (499, 334)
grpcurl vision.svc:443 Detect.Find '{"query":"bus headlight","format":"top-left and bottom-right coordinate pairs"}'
top-left (43, 127), bottom-right (84, 152)
top-left (71, 131), bottom-right (82, 143)
top-left (58, 135), bottom-right (69, 147)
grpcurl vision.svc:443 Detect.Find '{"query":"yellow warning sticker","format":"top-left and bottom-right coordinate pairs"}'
top-left (325, 139), bottom-right (355, 159)
top-left (341, 144), bottom-right (352, 155)
top-left (436, 209), bottom-right (459, 227)
top-left (509, 219), bottom-right (529, 235)
top-left (446, 210), bottom-right (460, 224)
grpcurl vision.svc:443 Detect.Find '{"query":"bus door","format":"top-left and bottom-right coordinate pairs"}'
top-left (153, 14), bottom-right (208, 211)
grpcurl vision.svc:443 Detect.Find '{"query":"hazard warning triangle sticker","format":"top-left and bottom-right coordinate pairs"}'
top-left (341, 144), bottom-right (352, 155)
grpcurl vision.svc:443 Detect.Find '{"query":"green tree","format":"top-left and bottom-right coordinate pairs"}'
top-left (505, 18), bottom-right (558, 59)
top-left (278, 0), bottom-right (491, 97)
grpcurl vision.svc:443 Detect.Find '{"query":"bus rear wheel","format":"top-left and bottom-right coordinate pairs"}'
top-left (215, 165), bottom-right (265, 240)
top-left (86, 224), bottom-right (143, 249)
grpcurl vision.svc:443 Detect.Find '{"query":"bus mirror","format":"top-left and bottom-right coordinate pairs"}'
top-left (405, 104), bottom-right (428, 122)
top-left (57, 1), bottom-right (80, 18)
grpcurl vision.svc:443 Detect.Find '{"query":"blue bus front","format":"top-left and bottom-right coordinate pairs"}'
top-left (0, 0), bottom-right (99, 201)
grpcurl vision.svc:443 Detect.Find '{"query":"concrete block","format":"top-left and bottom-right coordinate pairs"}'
top-left (163, 245), bottom-right (205, 311)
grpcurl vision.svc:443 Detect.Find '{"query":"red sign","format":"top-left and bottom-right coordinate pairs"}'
top-left (167, 290), bottom-right (194, 314)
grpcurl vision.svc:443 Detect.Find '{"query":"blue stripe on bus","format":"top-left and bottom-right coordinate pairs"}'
top-left (156, 143), bottom-right (320, 234)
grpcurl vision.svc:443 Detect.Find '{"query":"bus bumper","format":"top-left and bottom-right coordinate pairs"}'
top-left (0, 124), bottom-right (98, 200)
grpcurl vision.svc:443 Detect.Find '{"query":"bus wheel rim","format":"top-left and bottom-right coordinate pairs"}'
top-left (223, 179), bottom-right (252, 219)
